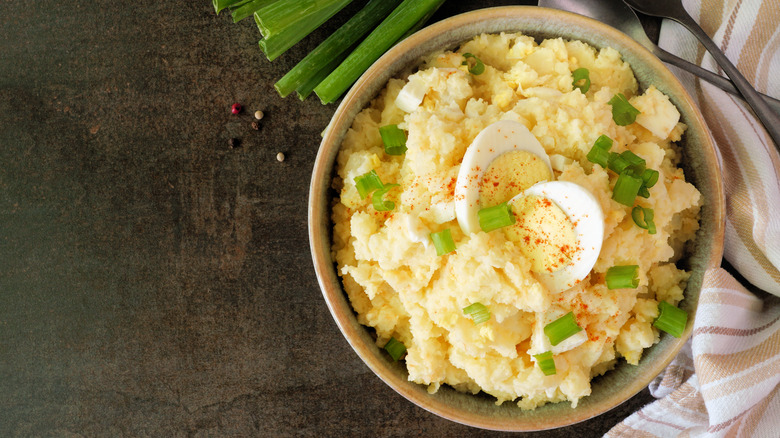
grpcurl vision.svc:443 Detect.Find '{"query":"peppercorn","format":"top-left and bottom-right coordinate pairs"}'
top-left (228, 138), bottom-right (240, 149)
top-left (231, 103), bottom-right (242, 114)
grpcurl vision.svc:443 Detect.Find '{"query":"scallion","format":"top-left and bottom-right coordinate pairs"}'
top-left (384, 337), bottom-right (406, 361)
top-left (641, 169), bottom-right (659, 188)
top-left (571, 67), bottom-right (590, 93)
top-left (606, 265), bottom-right (639, 289)
top-left (621, 150), bottom-right (646, 174)
top-left (214, 0), bottom-right (246, 14)
top-left (544, 312), bottom-right (583, 346)
top-left (608, 151), bottom-right (645, 176)
top-left (612, 171), bottom-right (643, 206)
top-left (461, 53), bottom-right (485, 75)
top-left (314, 0), bottom-right (446, 104)
top-left (534, 351), bottom-right (557, 376)
top-left (593, 134), bottom-right (613, 151)
top-left (274, 0), bottom-right (402, 98)
top-left (430, 229), bottom-right (456, 256)
top-left (587, 134), bottom-right (613, 167)
top-left (255, 0), bottom-right (351, 38)
top-left (608, 93), bottom-right (641, 126)
top-left (653, 301), bottom-right (688, 338)
top-left (588, 148), bottom-right (611, 168)
top-left (256, 0), bottom-right (353, 61)
top-left (478, 202), bottom-right (515, 233)
top-left (379, 124), bottom-right (407, 155)
top-left (607, 152), bottom-right (629, 174)
top-left (463, 302), bottom-right (490, 325)
top-left (354, 169), bottom-right (384, 199)
top-left (631, 206), bottom-right (657, 234)
top-left (231, 0), bottom-right (277, 23)
top-left (293, 49), bottom-right (351, 100)
top-left (371, 183), bottom-right (398, 211)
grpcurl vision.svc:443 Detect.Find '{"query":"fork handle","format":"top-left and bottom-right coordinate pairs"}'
top-left (673, 11), bottom-right (780, 149)
top-left (654, 47), bottom-right (780, 116)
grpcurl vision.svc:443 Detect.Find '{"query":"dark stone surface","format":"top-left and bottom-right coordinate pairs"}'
top-left (0, 1), bottom-right (655, 436)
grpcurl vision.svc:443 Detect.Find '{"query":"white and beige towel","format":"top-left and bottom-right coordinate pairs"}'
top-left (608, 0), bottom-right (780, 436)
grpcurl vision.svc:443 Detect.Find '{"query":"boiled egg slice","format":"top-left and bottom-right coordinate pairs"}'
top-left (505, 181), bottom-right (604, 294)
top-left (455, 120), bottom-right (553, 235)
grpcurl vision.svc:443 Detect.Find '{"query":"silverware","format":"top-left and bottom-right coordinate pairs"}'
top-left (621, 0), bottom-right (780, 149)
top-left (537, 0), bottom-right (780, 116)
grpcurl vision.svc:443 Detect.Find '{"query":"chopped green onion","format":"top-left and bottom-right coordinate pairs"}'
top-left (588, 148), bottom-right (611, 168)
top-left (612, 171), bottom-right (643, 206)
top-left (430, 229), bottom-right (456, 256)
top-left (214, 0), bottom-right (246, 14)
top-left (587, 134), bottom-right (613, 167)
top-left (461, 53), bottom-right (485, 75)
top-left (653, 301), bottom-right (688, 338)
top-left (608, 93), bottom-right (641, 126)
top-left (621, 151), bottom-right (646, 173)
top-left (274, 0), bottom-right (401, 98)
top-left (606, 265), bottom-right (639, 289)
top-left (544, 312), bottom-right (583, 346)
top-left (384, 337), bottom-right (406, 361)
top-left (534, 351), bottom-right (557, 376)
top-left (463, 302), bottom-right (490, 325)
top-left (354, 169), bottom-right (384, 199)
top-left (641, 169), bottom-right (659, 188)
top-left (637, 186), bottom-right (650, 198)
top-left (478, 202), bottom-right (515, 233)
top-left (372, 183), bottom-right (398, 211)
top-left (593, 134), bottom-right (613, 151)
top-left (571, 68), bottom-right (590, 93)
top-left (631, 206), bottom-right (657, 234)
top-left (587, 146), bottom-right (609, 169)
top-left (608, 151), bottom-right (645, 176)
top-left (314, 0), bottom-right (447, 104)
top-left (379, 124), bottom-right (407, 155)
top-left (256, 0), bottom-right (352, 61)
top-left (231, 0), bottom-right (277, 23)
top-left (607, 152), bottom-right (629, 174)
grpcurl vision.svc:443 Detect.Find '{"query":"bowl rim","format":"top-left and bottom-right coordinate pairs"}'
top-left (308, 5), bottom-right (725, 431)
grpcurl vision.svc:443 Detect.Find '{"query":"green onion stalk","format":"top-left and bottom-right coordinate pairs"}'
top-left (314, 0), bottom-right (447, 104)
top-left (257, 0), bottom-right (354, 61)
top-left (275, 0), bottom-right (403, 98)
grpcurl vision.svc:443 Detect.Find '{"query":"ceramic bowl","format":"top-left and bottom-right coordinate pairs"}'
top-left (308, 6), bottom-right (724, 431)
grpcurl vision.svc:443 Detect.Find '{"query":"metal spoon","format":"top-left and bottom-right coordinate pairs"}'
top-left (621, 0), bottom-right (780, 149)
top-left (537, 0), bottom-right (780, 115)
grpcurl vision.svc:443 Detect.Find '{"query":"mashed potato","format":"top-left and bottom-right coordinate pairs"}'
top-left (331, 33), bottom-right (700, 409)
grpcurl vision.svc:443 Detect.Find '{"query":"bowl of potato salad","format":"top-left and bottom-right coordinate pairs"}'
top-left (309, 6), bottom-right (724, 431)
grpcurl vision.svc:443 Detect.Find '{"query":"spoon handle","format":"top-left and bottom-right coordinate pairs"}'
top-left (653, 47), bottom-right (780, 116)
top-left (672, 10), bottom-right (780, 149)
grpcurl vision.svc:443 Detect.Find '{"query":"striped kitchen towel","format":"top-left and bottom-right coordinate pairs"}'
top-left (608, 0), bottom-right (780, 436)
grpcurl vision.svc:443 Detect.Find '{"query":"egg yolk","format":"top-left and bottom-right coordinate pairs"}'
top-left (478, 151), bottom-right (552, 208)
top-left (504, 195), bottom-right (578, 274)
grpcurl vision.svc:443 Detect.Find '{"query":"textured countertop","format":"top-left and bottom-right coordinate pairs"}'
top-left (0, 1), bottom-right (657, 436)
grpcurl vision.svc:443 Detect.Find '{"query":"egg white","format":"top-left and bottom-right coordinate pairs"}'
top-left (454, 120), bottom-right (553, 235)
top-left (513, 181), bottom-right (604, 294)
